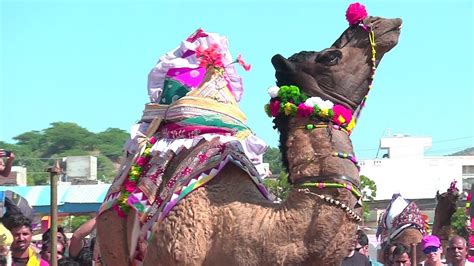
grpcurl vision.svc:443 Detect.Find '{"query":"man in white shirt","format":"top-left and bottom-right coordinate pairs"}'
top-left (446, 235), bottom-right (474, 266)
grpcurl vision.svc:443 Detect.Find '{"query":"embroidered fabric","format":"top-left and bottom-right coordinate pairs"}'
top-left (376, 194), bottom-right (427, 242)
top-left (99, 28), bottom-right (269, 264)
top-left (147, 29), bottom-right (244, 103)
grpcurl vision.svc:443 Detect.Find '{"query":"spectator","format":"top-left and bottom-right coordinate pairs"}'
top-left (4, 214), bottom-right (48, 265)
top-left (380, 242), bottom-right (396, 266)
top-left (391, 243), bottom-right (411, 265)
top-left (0, 149), bottom-right (15, 177)
top-left (42, 227), bottom-right (69, 250)
top-left (446, 235), bottom-right (473, 266)
top-left (422, 235), bottom-right (445, 266)
top-left (342, 231), bottom-right (371, 266)
top-left (69, 217), bottom-right (95, 259)
top-left (40, 240), bottom-right (65, 262)
top-left (0, 223), bottom-right (13, 266)
top-left (58, 257), bottom-right (80, 266)
top-left (355, 230), bottom-right (383, 265)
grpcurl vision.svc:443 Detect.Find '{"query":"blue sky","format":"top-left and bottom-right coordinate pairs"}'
top-left (1, 0), bottom-right (473, 159)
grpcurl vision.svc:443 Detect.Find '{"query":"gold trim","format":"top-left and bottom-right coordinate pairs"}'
top-left (168, 96), bottom-right (247, 123)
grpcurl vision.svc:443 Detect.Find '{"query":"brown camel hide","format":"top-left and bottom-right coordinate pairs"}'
top-left (432, 186), bottom-right (460, 255)
top-left (97, 14), bottom-right (402, 266)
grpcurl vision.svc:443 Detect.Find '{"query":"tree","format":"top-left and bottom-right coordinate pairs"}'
top-left (61, 215), bottom-right (93, 232)
top-left (4, 122), bottom-right (129, 185)
top-left (95, 128), bottom-right (129, 161)
top-left (263, 147), bottom-right (283, 175)
top-left (360, 174), bottom-right (377, 221)
top-left (43, 122), bottom-right (94, 156)
top-left (451, 207), bottom-right (468, 238)
top-left (13, 131), bottom-right (45, 151)
top-left (96, 155), bottom-right (117, 183)
top-left (263, 172), bottom-right (290, 201)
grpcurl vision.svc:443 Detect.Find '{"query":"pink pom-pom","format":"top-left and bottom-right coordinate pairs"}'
top-left (346, 2), bottom-right (368, 26)
top-left (136, 156), bottom-right (148, 167)
top-left (332, 104), bottom-right (353, 125)
top-left (269, 100), bottom-right (281, 117)
top-left (296, 103), bottom-right (313, 117)
top-left (124, 179), bottom-right (137, 193)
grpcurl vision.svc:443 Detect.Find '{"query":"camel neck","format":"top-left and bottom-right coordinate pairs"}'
top-left (285, 118), bottom-right (359, 185)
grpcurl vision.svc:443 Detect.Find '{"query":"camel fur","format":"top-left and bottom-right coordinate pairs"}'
top-left (432, 182), bottom-right (460, 255)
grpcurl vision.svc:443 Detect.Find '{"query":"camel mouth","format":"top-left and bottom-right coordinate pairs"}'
top-left (271, 54), bottom-right (296, 74)
top-left (373, 18), bottom-right (403, 52)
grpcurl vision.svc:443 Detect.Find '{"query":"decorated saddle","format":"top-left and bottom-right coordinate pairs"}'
top-left (98, 29), bottom-right (271, 263)
top-left (376, 193), bottom-right (428, 243)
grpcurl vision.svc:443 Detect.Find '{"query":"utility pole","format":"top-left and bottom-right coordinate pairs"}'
top-left (47, 160), bottom-right (61, 266)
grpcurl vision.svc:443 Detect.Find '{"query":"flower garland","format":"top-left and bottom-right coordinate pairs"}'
top-left (114, 136), bottom-right (157, 217)
top-left (264, 85), bottom-right (356, 133)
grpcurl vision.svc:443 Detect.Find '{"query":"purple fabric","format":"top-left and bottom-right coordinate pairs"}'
top-left (166, 67), bottom-right (206, 89)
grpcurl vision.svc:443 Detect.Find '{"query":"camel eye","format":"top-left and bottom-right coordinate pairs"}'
top-left (316, 50), bottom-right (342, 66)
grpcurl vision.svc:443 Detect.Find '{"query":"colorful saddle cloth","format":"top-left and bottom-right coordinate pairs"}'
top-left (98, 28), bottom-right (271, 264)
top-left (376, 193), bottom-right (428, 242)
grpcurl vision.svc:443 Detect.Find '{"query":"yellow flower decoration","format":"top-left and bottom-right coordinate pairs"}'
top-left (130, 170), bottom-right (140, 177)
top-left (283, 102), bottom-right (297, 115)
top-left (119, 194), bottom-right (129, 205)
top-left (347, 118), bottom-right (356, 131)
top-left (320, 109), bottom-right (329, 117)
top-left (143, 148), bottom-right (151, 156)
top-left (337, 115), bottom-right (346, 124)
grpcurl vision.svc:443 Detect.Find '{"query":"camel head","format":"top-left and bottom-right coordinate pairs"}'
top-left (434, 180), bottom-right (460, 230)
top-left (436, 180), bottom-right (460, 205)
top-left (269, 6), bottom-right (402, 176)
top-left (272, 16), bottom-right (402, 111)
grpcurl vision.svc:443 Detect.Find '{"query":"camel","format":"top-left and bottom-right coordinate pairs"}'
top-left (376, 194), bottom-right (429, 265)
top-left (432, 181), bottom-right (461, 253)
top-left (97, 4), bottom-right (402, 265)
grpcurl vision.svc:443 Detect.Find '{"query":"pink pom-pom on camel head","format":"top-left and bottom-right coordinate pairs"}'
top-left (346, 2), bottom-right (368, 26)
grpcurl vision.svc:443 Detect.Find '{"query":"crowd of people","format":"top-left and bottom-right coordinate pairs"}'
top-left (342, 230), bottom-right (474, 266)
top-left (0, 213), bottom-right (97, 266)
top-left (2, 149), bottom-right (474, 265)
top-left (0, 149), bottom-right (101, 265)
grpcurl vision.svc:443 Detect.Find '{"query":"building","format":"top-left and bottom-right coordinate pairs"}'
top-left (359, 134), bottom-right (474, 225)
top-left (64, 155), bottom-right (98, 184)
top-left (0, 166), bottom-right (27, 186)
top-left (360, 134), bottom-right (474, 201)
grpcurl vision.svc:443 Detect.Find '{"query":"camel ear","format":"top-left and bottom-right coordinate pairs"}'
top-left (436, 191), bottom-right (440, 199)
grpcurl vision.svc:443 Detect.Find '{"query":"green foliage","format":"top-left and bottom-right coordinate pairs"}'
top-left (263, 172), bottom-right (290, 200)
top-left (14, 131), bottom-right (45, 151)
top-left (3, 122), bottom-right (130, 184)
top-left (95, 128), bottom-right (129, 161)
top-left (263, 147), bottom-right (283, 175)
top-left (360, 175), bottom-right (377, 221)
top-left (96, 155), bottom-right (117, 183)
top-left (43, 122), bottom-right (94, 156)
top-left (451, 207), bottom-right (469, 238)
top-left (61, 215), bottom-right (92, 232)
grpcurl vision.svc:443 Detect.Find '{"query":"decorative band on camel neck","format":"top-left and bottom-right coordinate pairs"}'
top-left (264, 85), bottom-right (357, 134)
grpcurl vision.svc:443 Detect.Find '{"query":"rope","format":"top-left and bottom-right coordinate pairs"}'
top-left (298, 181), bottom-right (362, 199)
